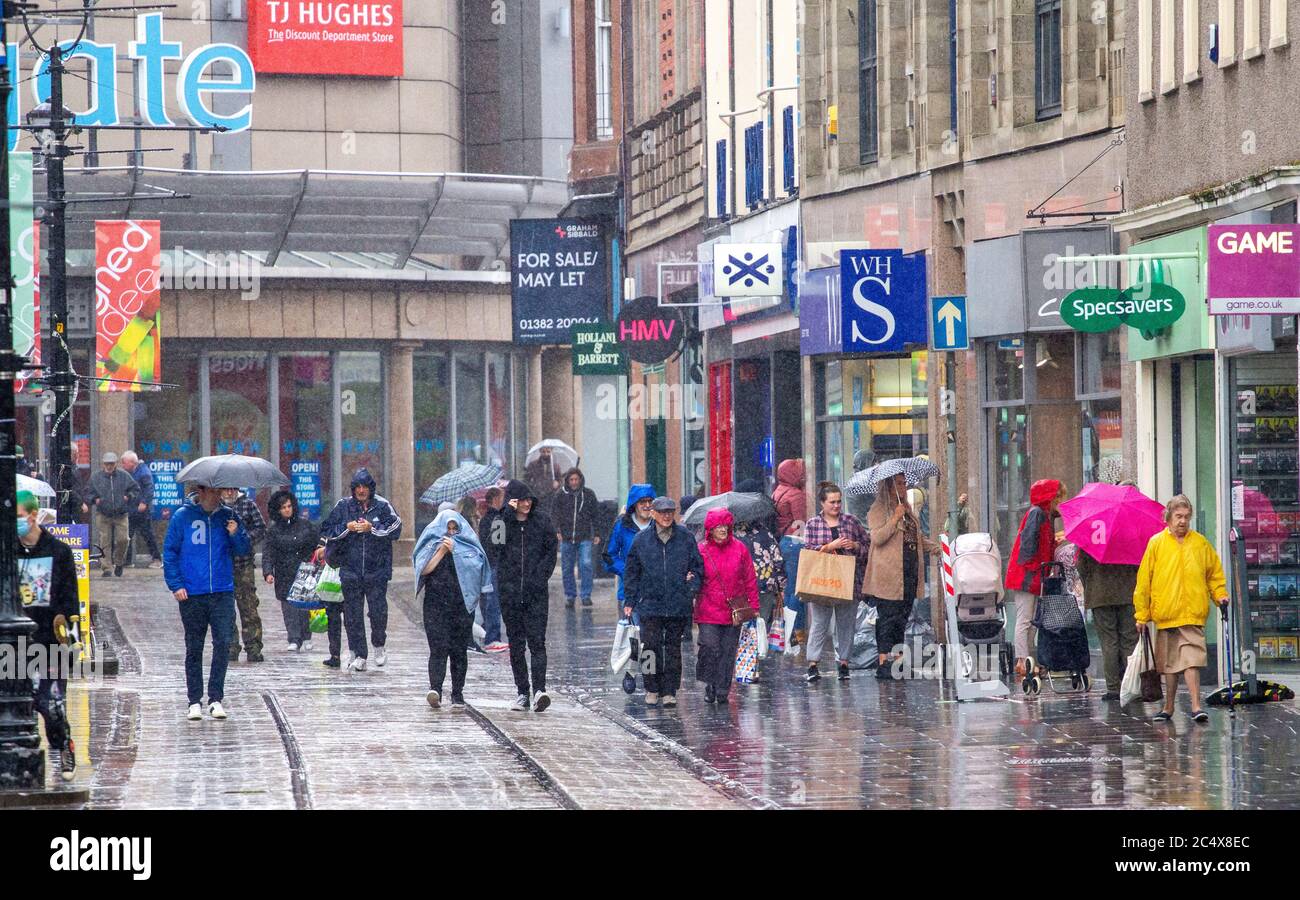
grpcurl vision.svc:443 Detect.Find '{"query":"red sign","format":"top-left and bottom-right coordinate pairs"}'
top-left (95, 221), bottom-right (162, 393)
top-left (248, 2), bottom-right (404, 77)
top-left (709, 362), bottom-right (733, 494)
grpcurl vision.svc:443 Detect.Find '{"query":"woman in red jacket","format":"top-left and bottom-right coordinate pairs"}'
top-left (695, 508), bottom-right (759, 704)
top-left (1005, 478), bottom-right (1066, 678)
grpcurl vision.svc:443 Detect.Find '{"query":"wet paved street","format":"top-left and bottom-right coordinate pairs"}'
top-left (53, 568), bottom-right (1300, 809)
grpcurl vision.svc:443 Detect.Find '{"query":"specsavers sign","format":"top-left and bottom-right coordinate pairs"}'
top-left (1060, 282), bottom-right (1186, 333)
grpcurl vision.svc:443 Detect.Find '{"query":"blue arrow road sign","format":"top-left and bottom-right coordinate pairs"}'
top-left (930, 295), bottom-right (969, 351)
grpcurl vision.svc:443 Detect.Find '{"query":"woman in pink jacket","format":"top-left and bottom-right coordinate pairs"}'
top-left (695, 508), bottom-right (759, 704)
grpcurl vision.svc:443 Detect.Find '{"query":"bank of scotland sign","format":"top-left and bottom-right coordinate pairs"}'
top-left (713, 243), bottom-right (783, 297)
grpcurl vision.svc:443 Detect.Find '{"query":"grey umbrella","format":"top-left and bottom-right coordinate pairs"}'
top-left (845, 456), bottom-right (940, 497)
top-left (680, 491), bottom-right (776, 528)
top-left (175, 454), bottom-right (290, 490)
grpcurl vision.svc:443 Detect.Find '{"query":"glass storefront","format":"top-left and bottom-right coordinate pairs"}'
top-left (135, 346), bottom-right (202, 468)
top-left (454, 352), bottom-right (485, 464)
top-left (1229, 350), bottom-right (1300, 668)
top-left (279, 352), bottom-right (334, 520)
top-left (339, 351), bottom-right (384, 487)
top-left (209, 351), bottom-right (270, 458)
top-left (414, 352), bottom-right (452, 533)
top-left (486, 351), bottom-right (511, 469)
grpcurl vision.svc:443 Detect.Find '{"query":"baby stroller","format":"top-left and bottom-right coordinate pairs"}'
top-left (943, 533), bottom-right (1012, 700)
top-left (1023, 561), bottom-right (1091, 695)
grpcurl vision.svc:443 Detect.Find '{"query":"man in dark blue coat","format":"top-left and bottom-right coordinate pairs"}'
top-left (317, 468), bottom-right (402, 671)
top-left (623, 496), bottom-right (703, 707)
top-left (496, 480), bottom-right (558, 712)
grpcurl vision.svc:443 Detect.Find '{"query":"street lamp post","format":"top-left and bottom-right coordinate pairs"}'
top-left (0, 6), bottom-right (45, 791)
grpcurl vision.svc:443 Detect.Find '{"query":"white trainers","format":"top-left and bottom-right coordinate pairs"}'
top-left (374, 647), bottom-right (387, 668)
top-left (209, 701), bottom-right (228, 720)
top-left (509, 694), bottom-right (530, 712)
top-left (532, 690), bottom-right (551, 713)
top-left (286, 642), bottom-right (300, 653)
top-left (187, 703), bottom-right (203, 721)
top-left (645, 692), bottom-right (660, 706)
top-left (350, 656), bottom-right (368, 672)
top-left (426, 690), bottom-right (441, 709)
top-left (300, 639), bottom-right (313, 653)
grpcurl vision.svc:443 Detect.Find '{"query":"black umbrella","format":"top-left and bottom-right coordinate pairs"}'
top-left (680, 492), bottom-right (776, 528)
top-left (175, 454), bottom-right (289, 490)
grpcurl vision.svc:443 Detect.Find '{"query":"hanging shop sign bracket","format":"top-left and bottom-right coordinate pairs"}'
top-left (1054, 250), bottom-right (1200, 334)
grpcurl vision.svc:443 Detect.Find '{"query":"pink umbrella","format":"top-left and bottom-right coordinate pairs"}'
top-left (1059, 482), bottom-right (1166, 566)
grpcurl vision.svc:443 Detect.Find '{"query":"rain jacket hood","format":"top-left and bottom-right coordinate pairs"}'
top-left (321, 471), bottom-right (403, 584)
top-left (696, 508), bottom-right (759, 625)
top-left (560, 467), bottom-right (585, 491)
top-left (414, 510), bottom-right (494, 613)
top-left (1006, 479), bottom-right (1063, 594)
top-left (776, 459), bottom-right (805, 489)
top-left (773, 461), bottom-right (807, 536)
top-left (351, 467), bottom-right (378, 500)
top-left (704, 507), bottom-right (735, 541)
top-left (268, 489), bottom-right (300, 520)
top-left (624, 483), bottom-right (656, 515)
top-left (1030, 479), bottom-right (1062, 508)
top-left (602, 483), bottom-right (657, 599)
top-left (504, 479), bottom-right (536, 508)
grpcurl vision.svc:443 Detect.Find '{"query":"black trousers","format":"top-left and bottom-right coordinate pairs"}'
top-left (696, 622), bottom-right (741, 693)
top-left (126, 510), bottom-right (160, 562)
top-left (328, 580), bottom-right (389, 659)
top-left (500, 592), bottom-right (549, 697)
top-left (874, 597), bottom-right (911, 658)
top-left (424, 591), bottom-right (473, 696)
top-left (640, 615), bottom-right (689, 696)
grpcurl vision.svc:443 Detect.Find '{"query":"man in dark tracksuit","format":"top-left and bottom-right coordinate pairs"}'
top-left (318, 468), bottom-right (402, 671)
top-left (494, 480), bottom-right (558, 712)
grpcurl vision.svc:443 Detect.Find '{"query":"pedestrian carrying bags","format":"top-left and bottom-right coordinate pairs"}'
top-left (316, 564), bottom-right (343, 601)
top-left (734, 621), bottom-right (760, 683)
top-left (794, 548), bottom-right (856, 604)
top-left (287, 561), bottom-right (327, 609)
top-left (703, 553), bottom-right (759, 625)
top-left (610, 617), bottom-right (640, 673)
top-left (1139, 625), bottom-right (1164, 703)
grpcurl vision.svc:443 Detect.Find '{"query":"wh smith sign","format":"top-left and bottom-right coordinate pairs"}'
top-left (1208, 225), bottom-right (1300, 315)
top-left (5, 14), bottom-right (256, 151)
top-left (249, 2), bottom-right (404, 77)
top-left (839, 250), bottom-right (928, 353)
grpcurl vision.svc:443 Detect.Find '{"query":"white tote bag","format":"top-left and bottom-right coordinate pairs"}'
top-left (1119, 624), bottom-right (1155, 706)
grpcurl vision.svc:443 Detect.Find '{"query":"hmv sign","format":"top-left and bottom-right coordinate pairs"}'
top-left (615, 296), bottom-right (685, 364)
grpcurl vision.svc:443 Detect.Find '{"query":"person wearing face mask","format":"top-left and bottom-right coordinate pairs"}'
top-left (802, 482), bottom-right (871, 683)
top-left (864, 473), bottom-right (941, 679)
top-left (694, 508), bottom-right (759, 704)
top-left (163, 483), bottom-right (251, 722)
top-left (1133, 495), bottom-right (1229, 723)
top-left (415, 510), bottom-right (494, 709)
top-left (603, 483), bottom-right (656, 622)
top-left (15, 490), bottom-right (81, 781)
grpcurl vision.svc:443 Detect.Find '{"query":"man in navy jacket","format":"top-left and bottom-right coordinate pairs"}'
top-left (163, 484), bottom-right (251, 721)
top-left (317, 468), bottom-right (402, 671)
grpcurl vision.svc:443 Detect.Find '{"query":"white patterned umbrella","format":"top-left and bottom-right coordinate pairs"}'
top-left (421, 461), bottom-right (503, 507)
top-left (845, 456), bottom-right (940, 497)
top-left (17, 473), bottom-right (56, 499)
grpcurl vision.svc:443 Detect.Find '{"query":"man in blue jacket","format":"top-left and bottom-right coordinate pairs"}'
top-left (317, 468), bottom-right (403, 671)
top-left (163, 483), bottom-right (251, 722)
top-left (602, 483), bottom-right (655, 623)
top-left (623, 497), bottom-right (703, 706)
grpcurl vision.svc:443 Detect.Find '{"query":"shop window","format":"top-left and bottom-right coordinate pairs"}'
top-left (209, 351), bottom-right (270, 459)
top-left (455, 352), bottom-right (485, 465)
top-left (279, 353), bottom-right (333, 520)
top-left (1078, 330), bottom-right (1123, 396)
top-left (414, 352), bottom-right (452, 534)
top-left (986, 341), bottom-right (1026, 403)
top-left (487, 351), bottom-right (511, 469)
top-left (1081, 398), bottom-right (1123, 485)
top-left (339, 352), bottom-right (384, 488)
top-left (988, 405), bottom-right (1031, 560)
top-left (135, 346), bottom-right (201, 470)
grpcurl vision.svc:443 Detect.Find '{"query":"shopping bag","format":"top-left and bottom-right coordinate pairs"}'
top-left (610, 619), bottom-right (639, 673)
top-left (1139, 626), bottom-right (1164, 703)
top-left (794, 549), bottom-right (857, 604)
top-left (768, 612), bottom-right (786, 654)
top-left (1119, 637), bottom-right (1146, 706)
top-left (734, 622), bottom-right (759, 684)
top-left (316, 564), bottom-right (343, 601)
top-left (308, 607), bottom-right (329, 634)
top-left (287, 562), bottom-right (326, 609)
top-left (756, 617), bottom-right (769, 659)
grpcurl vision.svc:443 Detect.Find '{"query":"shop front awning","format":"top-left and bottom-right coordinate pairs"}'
top-left (34, 166), bottom-right (570, 271)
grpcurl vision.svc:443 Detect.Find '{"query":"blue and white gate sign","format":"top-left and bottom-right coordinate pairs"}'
top-left (840, 250), bottom-right (928, 353)
top-left (930, 295), bottom-right (969, 351)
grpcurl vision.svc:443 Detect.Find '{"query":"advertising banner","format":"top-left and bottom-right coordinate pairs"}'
top-left (1208, 224), bottom-right (1300, 315)
top-left (291, 460), bottom-right (323, 520)
top-left (9, 152), bottom-right (38, 392)
top-left (44, 525), bottom-right (90, 638)
top-left (95, 220), bottom-right (162, 392)
top-left (148, 459), bottom-right (184, 520)
top-left (511, 218), bottom-right (608, 345)
top-left (248, 1), bottom-right (404, 77)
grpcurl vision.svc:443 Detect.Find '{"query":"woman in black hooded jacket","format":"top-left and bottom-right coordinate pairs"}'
top-left (262, 489), bottom-right (321, 651)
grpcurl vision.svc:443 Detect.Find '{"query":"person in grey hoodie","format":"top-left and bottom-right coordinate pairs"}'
top-left (551, 467), bottom-right (600, 608)
top-left (82, 451), bottom-right (139, 577)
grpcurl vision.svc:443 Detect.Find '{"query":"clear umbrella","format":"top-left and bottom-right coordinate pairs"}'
top-left (526, 439), bottom-right (579, 473)
top-left (17, 473), bottom-right (56, 499)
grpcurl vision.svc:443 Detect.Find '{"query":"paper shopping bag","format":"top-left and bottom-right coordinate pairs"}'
top-left (794, 549), bottom-right (857, 604)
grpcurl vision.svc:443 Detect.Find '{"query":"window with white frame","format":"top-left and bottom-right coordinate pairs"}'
top-left (594, 0), bottom-right (614, 140)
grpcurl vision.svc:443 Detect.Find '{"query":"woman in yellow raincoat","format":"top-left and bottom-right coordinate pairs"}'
top-left (1133, 495), bottom-right (1229, 723)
